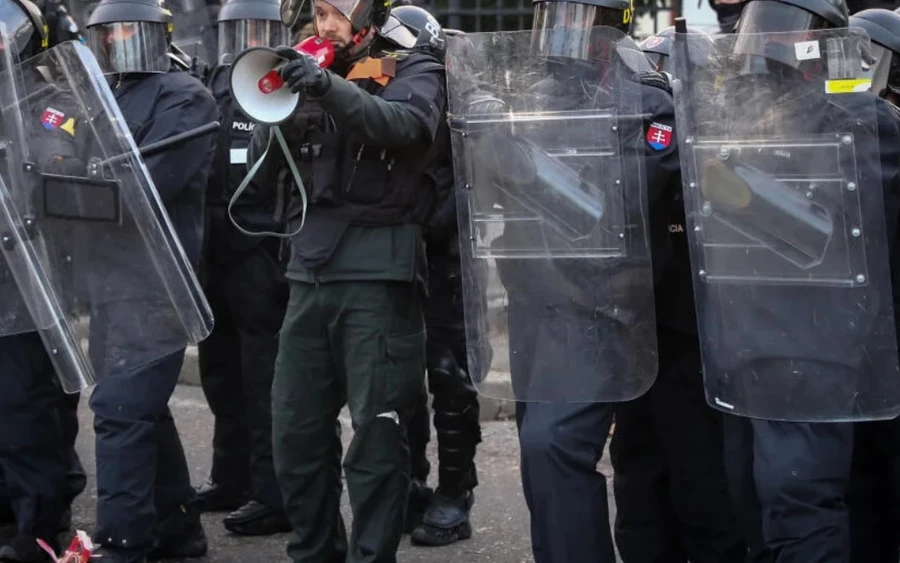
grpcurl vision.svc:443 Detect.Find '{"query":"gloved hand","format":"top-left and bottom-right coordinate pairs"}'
top-left (276, 47), bottom-right (331, 96)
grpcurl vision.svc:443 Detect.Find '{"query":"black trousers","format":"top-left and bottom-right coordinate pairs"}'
top-left (198, 209), bottom-right (288, 507)
top-left (610, 328), bottom-right (746, 563)
top-left (408, 250), bottom-right (480, 494)
top-left (0, 333), bottom-right (70, 540)
top-left (725, 417), bottom-right (853, 563)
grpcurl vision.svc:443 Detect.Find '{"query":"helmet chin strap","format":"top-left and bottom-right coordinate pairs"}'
top-left (341, 26), bottom-right (374, 60)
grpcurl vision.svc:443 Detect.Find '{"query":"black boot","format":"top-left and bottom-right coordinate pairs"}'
top-left (147, 503), bottom-right (207, 560)
top-left (403, 479), bottom-right (433, 534)
top-left (410, 489), bottom-right (474, 546)
top-left (193, 479), bottom-right (246, 513)
top-left (223, 501), bottom-right (292, 536)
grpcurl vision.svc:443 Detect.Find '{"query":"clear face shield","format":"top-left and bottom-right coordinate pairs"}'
top-left (732, 1), bottom-right (831, 74)
top-left (530, 2), bottom-right (630, 61)
top-left (379, 14), bottom-right (417, 49)
top-left (644, 50), bottom-right (666, 72)
top-left (319, 0), bottom-right (370, 30)
top-left (0, 0), bottom-right (40, 58)
top-left (87, 21), bottom-right (170, 74)
top-left (218, 19), bottom-right (290, 65)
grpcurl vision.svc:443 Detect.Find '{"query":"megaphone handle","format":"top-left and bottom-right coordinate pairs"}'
top-left (227, 125), bottom-right (308, 239)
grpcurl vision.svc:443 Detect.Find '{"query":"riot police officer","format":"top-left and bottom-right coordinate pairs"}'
top-left (0, 1), bottom-right (86, 559)
top-left (192, 0), bottom-right (291, 537)
top-left (247, 0), bottom-right (446, 557)
top-left (639, 25), bottom-right (715, 78)
top-left (608, 25), bottom-right (746, 563)
top-left (380, 5), bottom-right (483, 546)
top-left (672, 0), bottom-right (900, 560)
top-left (445, 0), bottom-right (682, 559)
top-left (845, 12), bottom-right (900, 562)
top-left (84, 0), bottom-right (218, 560)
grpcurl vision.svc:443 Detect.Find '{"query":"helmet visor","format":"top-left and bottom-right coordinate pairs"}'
top-left (379, 14), bottom-right (416, 48)
top-left (531, 2), bottom-right (629, 60)
top-left (87, 21), bottom-right (169, 74)
top-left (643, 50), bottom-right (666, 72)
top-left (322, 0), bottom-right (370, 30)
top-left (0, 0), bottom-right (41, 57)
top-left (733, 1), bottom-right (831, 69)
top-left (218, 19), bottom-right (290, 64)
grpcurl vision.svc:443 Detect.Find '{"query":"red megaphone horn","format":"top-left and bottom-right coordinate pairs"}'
top-left (258, 36), bottom-right (336, 94)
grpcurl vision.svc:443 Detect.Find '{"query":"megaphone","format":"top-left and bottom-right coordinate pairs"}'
top-left (230, 36), bottom-right (335, 125)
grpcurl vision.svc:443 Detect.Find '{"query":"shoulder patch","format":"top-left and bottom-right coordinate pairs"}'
top-left (646, 121), bottom-right (673, 151)
top-left (60, 117), bottom-right (77, 137)
top-left (643, 36), bottom-right (666, 50)
top-left (41, 107), bottom-right (65, 130)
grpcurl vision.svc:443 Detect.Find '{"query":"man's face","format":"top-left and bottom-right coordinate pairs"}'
top-left (314, 0), bottom-right (352, 50)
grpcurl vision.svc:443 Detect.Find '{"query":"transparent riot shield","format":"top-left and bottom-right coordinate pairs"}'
top-left (0, 36), bottom-right (213, 391)
top-left (170, 0), bottom-right (218, 64)
top-left (671, 28), bottom-right (900, 421)
top-left (446, 28), bottom-right (657, 403)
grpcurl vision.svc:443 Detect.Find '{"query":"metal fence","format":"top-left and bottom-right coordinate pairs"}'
top-left (415, 0), bottom-right (679, 33)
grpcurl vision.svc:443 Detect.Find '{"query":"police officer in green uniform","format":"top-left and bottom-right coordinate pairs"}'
top-left (246, 0), bottom-right (445, 558)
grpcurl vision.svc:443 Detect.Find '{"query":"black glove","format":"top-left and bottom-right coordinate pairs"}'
top-left (276, 47), bottom-right (331, 96)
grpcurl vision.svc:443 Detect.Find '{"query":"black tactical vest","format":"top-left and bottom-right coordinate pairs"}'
top-left (206, 65), bottom-right (268, 207)
top-left (283, 50), bottom-right (444, 227)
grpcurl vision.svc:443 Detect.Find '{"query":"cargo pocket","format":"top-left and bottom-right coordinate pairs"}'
top-left (377, 329), bottom-right (426, 418)
top-left (307, 132), bottom-right (343, 206)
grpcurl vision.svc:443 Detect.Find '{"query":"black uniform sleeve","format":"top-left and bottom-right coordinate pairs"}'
top-left (30, 94), bottom-right (85, 176)
top-left (312, 61), bottom-right (446, 149)
top-left (640, 83), bottom-right (681, 205)
top-left (130, 77), bottom-right (218, 203)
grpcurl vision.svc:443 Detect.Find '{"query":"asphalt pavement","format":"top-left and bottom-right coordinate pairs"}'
top-left (70, 384), bottom-right (619, 562)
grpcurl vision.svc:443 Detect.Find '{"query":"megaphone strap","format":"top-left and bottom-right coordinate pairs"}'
top-left (227, 125), bottom-right (309, 239)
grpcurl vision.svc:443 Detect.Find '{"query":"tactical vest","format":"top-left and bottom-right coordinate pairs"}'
top-left (206, 65), bottom-right (266, 207)
top-left (284, 50), bottom-right (444, 227)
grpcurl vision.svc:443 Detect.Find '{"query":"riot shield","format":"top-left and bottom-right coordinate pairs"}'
top-left (0, 36), bottom-right (213, 391)
top-left (671, 28), bottom-right (900, 421)
top-left (446, 28), bottom-right (657, 403)
top-left (170, 0), bottom-right (218, 64)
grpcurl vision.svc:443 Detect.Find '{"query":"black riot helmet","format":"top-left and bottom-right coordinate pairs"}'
top-left (86, 0), bottom-right (174, 74)
top-left (639, 25), bottom-right (714, 75)
top-left (217, 0), bottom-right (290, 64)
top-left (530, 0), bottom-right (636, 61)
top-left (379, 5), bottom-right (446, 60)
top-left (732, 0), bottom-right (848, 76)
top-left (850, 9), bottom-right (900, 99)
top-left (736, 0), bottom-right (848, 31)
top-left (0, 0), bottom-right (49, 59)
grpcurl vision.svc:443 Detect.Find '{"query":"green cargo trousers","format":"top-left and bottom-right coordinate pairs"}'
top-left (272, 279), bottom-right (426, 563)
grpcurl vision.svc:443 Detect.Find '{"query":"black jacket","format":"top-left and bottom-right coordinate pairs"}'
top-left (112, 67), bottom-right (218, 269)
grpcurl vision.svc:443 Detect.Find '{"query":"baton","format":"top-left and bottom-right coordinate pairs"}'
top-left (98, 121), bottom-right (221, 166)
top-left (672, 18), bottom-right (696, 139)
